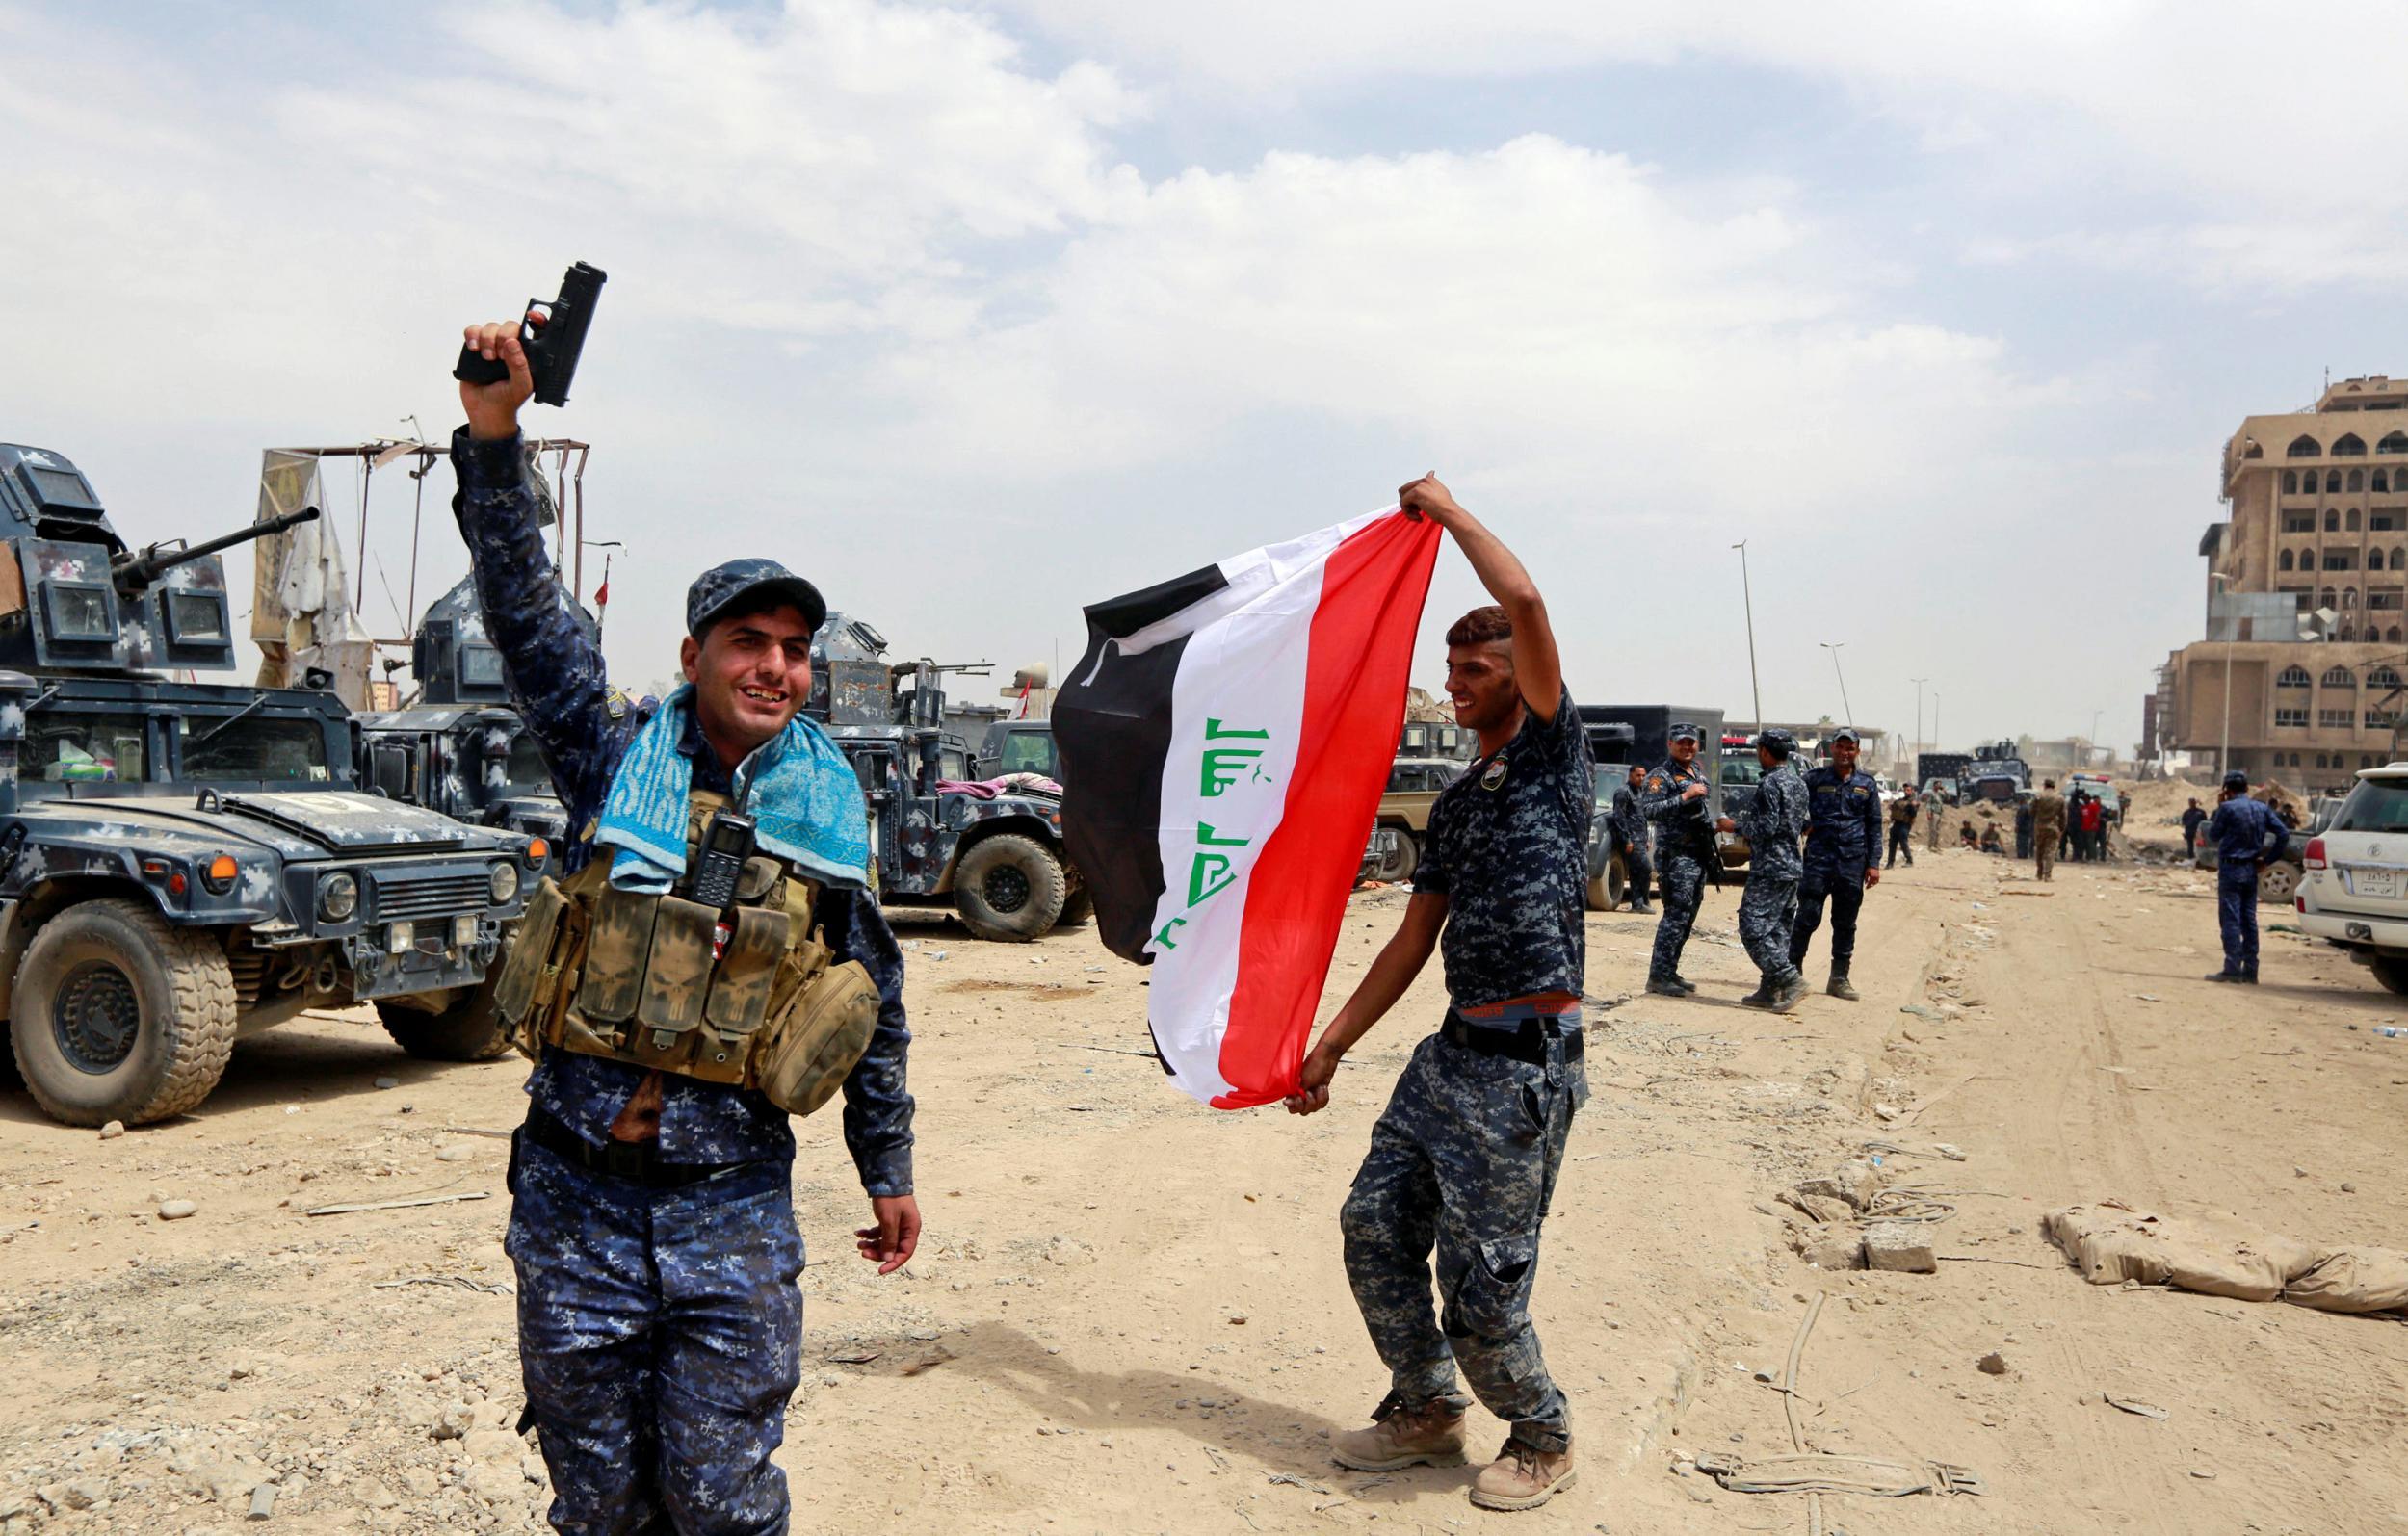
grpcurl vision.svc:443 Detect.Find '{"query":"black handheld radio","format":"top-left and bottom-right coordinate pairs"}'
top-left (688, 810), bottom-right (757, 910)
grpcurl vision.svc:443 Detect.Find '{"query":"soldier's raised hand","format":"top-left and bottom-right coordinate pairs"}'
top-left (459, 315), bottom-right (538, 440)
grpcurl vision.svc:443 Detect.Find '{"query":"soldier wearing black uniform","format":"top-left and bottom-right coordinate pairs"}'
top-left (1788, 725), bottom-right (1884, 1000)
top-left (1639, 723), bottom-right (1716, 997)
top-left (1609, 764), bottom-right (1655, 913)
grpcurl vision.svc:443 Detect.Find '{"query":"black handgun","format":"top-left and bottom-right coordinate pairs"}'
top-left (453, 261), bottom-right (607, 406)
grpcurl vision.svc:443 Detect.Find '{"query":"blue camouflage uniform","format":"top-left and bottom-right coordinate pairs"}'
top-left (1608, 774), bottom-right (1652, 906)
top-left (1638, 750), bottom-right (1715, 982)
top-left (453, 430), bottom-right (914, 1535)
top-left (1343, 687), bottom-right (1593, 1455)
top-left (1787, 763), bottom-right (1885, 980)
top-left (2207, 794), bottom-right (2286, 979)
top-left (1736, 760), bottom-right (1808, 991)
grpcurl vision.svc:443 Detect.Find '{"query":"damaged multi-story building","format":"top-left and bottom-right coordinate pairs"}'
top-left (2163, 374), bottom-right (2408, 793)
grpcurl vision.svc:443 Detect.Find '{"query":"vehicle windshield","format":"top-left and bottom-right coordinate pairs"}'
top-left (503, 731), bottom-right (553, 789)
top-left (2330, 777), bottom-right (2408, 833)
top-left (1720, 756), bottom-right (1763, 787)
top-left (999, 731), bottom-right (1058, 778)
top-left (179, 715), bottom-right (329, 781)
top-left (30, 713), bottom-right (146, 782)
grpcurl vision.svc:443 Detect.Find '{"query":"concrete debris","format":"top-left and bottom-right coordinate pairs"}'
top-left (1864, 1224), bottom-right (1938, 1274)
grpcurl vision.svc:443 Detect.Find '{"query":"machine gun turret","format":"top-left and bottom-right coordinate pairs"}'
top-left (113, 504), bottom-right (320, 599)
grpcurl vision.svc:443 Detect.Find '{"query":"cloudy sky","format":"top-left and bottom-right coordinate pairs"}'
top-left (6, 0), bottom-right (2400, 755)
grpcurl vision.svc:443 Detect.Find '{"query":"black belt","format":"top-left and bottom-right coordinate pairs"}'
top-left (520, 1107), bottom-right (754, 1189)
top-left (1440, 1013), bottom-right (1584, 1066)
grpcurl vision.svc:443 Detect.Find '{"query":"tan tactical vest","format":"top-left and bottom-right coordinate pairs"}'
top-left (491, 791), bottom-right (880, 1116)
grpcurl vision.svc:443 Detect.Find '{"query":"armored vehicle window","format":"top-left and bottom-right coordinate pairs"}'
top-left (461, 644), bottom-right (506, 688)
top-left (164, 590), bottom-right (229, 643)
top-left (178, 716), bottom-right (328, 781)
top-left (503, 731), bottom-right (553, 788)
top-left (1000, 731), bottom-right (1058, 779)
top-left (1720, 756), bottom-right (1764, 787)
top-left (30, 713), bottom-right (146, 782)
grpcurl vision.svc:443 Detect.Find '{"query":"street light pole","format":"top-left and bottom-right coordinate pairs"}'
top-left (1733, 541), bottom-right (1764, 737)
top-left (2211, 572), bottom-right (2235, 774)
top-left (1820, 641), bottom-right (1853, 729)
top-left (1911, 675), bottom-right (1929, 767)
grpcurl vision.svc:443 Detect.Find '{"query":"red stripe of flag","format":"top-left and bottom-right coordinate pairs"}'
top-left (1210, 513), bottom-right (1442, 1108)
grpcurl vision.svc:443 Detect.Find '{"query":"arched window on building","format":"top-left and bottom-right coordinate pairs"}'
top-left (2329, 470), bottom-right (2345, 493)
top-left (2325, 665), bottom-right (2358, 687)
top-left (2340, 621), bottom-right (2358, 641)
top-left (2316, 753), bottom-right (2330, 770)
top-left (2382, 430), bottom-right (2408, 455)
top-left (2376, 469), bottom-right (2392, 492)
top-left (2349, 508), bottom-right (2363, 532)
top-left (2327, 508), bottom-right (2342, 531)
top-left (2336, 432), bottom-right (2368, 456)
top-left (2280, 549), bottom-right (2295, 571)
top-left (2320, 587), bottom-right (2340, 611)
top-left (2285, 468), bottom-right (2300, 493)
top-left (2394, 547), bottom-right (2406, 569)
top-left (2343, 587), bottom-right (2360, 610)
top-left (2392, 626), bottom-right (2404, 643)
top-left (2349, 468), bottom-right (2366, 492)
top-left (2290, 434), bottom-right (2322, 457)
top-left (2278, 664), bottom-right (2314, 687)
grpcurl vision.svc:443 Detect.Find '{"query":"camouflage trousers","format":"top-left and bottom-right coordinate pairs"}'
top-left (1648, 852), bottom-right (1708, 980)
top-left (1738, 875), bottom-right (1801, 988)
top-left (506, 1134), bottom-right (804, 1535)
top-left (1340, 1028), bottom-right (1587, 1453)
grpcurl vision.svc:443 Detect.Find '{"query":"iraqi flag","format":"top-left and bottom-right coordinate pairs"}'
top-left (1057, 508), bottom-right (1442, 1108)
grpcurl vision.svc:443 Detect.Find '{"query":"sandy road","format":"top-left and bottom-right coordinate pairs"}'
top-left (2, 842), bottom-right (2404, 1534)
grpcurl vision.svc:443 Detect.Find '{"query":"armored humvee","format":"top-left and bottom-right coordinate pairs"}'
top-left (355, 573), bottom-right (572, 846)
top-left (0, 443), bottom-right (542, 1126)
top-left (812, 612), bottom-right (1086, 939)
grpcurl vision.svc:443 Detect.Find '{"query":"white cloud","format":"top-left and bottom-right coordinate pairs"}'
top-left (991, 0), bottom-right (2408, 291)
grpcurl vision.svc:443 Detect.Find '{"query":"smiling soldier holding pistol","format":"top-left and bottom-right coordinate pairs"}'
top-left (453, 313), bottom-right (920, 1535)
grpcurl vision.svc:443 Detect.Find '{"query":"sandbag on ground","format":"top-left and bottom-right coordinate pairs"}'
top-left (2043, 1201), bottom-right (2319, 1302)
top-left (2284, 1248), bottom-right (2408, 1315)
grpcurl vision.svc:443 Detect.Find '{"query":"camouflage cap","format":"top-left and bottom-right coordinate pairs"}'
top-left (1755, 727), bottom-right (1797, 752)
top-left (1830, 725), bottom-right (1863, 744)
top-left (1668, 721), bottom-right (1703, 742)
top-left (2222, 769), bottom-right (2250, 792)
top-left (686, 558), bottom-right (826, 638)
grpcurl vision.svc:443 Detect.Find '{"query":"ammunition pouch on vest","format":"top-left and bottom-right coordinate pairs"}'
top-left (491, 792), bottom-right (881, 1116)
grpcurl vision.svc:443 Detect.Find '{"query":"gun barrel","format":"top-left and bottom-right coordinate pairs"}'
top-left (114, 505), bottom-right (321, 591)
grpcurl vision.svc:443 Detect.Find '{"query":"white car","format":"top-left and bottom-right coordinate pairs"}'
top-left (2294, 761), bottom-right (2408, 995)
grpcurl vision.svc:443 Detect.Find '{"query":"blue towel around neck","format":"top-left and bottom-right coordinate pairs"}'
top-left (595, 685), bottom-right (870, 893)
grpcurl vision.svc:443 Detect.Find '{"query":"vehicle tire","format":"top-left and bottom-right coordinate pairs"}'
top-left (9, 897), bottom-right (237, 1127)
top-left (1585, 850), bottom-right (1627, 912)
top-left (2258, 860), bottom-right (2300, 904)
top-left (2370, 954), bottom-right (2408, 997)
top-left (1057, 888), bottom-right (1095, 926)
top-left (1369, 830), bottom-right (1421, 884)
top-left (954, 834), bottom-right (1068, 942)
top-left (376, 976), bottom-right (514, 1062)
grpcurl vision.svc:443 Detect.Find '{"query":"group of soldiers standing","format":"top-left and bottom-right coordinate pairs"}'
top-left (1606, 724), bottom-right (1886, 1013)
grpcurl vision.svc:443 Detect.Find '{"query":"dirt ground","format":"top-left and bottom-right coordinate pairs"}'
top-left (5, 843), bottom-right (2406, 1534)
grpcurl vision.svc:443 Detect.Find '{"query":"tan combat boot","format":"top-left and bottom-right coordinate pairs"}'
top-left (1469, 1438), bottom-right (1577, 1511)
top-left (1330, 1401), bottom-right (1468, 1471)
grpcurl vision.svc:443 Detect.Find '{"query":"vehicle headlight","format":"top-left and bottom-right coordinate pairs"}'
top-left (318, 872), bottom-right (359, 923)
top-left (488, 861), bottom-right (520, 904)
